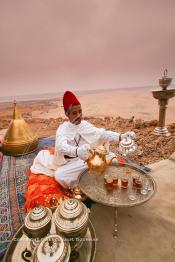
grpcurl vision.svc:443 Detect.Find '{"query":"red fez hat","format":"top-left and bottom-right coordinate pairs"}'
top-left (63, 91), bottom-right (81, 114)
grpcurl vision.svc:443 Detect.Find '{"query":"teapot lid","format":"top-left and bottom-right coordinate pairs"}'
top-left (34, 234), bottom-right (70, 262)
top-left (25, 205), bottom-right (52, 230)
top-left (95, 145), bottom-right (107, 155)
top-left (120, 136), bottom-right (134, 147)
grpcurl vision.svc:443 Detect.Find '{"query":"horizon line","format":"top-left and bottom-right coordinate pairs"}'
top-left (0, 85), bottom-right (157, 103)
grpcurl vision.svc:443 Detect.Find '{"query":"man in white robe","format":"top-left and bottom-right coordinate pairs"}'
top-left (31, 91), bottom-right (135, 189)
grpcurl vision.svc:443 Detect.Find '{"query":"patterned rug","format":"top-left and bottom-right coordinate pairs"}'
top-left (0, 136), bottom-right (55, 259)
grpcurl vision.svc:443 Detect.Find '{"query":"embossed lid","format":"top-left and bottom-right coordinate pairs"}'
top-left (60, 199), bottom-right (82, 219)
top-left (120, 136), bottom-right (133, 147)
top-left (34, 234), bottom-right (70, 262)
top-left (54, 199), bottom-right (89, 233)
top-left (25, 205), bottom-right (52, 230)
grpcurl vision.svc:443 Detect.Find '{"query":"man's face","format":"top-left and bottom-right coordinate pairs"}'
top-left (67, 104), bottom-right (82, 125)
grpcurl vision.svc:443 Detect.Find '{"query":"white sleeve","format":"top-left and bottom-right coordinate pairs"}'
top-left (55, 135), bottom-right (77, 157)
top-left (99, 130), bottom-right (121, 143)
top-left (85, 121), bottom-right (121, 143)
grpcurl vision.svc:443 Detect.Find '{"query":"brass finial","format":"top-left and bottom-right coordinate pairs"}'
top-left (13, 100), bottom-right (22, 120)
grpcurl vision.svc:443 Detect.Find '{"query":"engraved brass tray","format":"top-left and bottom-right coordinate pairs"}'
top-left (78, 163), bottom-right (156, 208)
top-left (3, 219), bottom-right (96, 262)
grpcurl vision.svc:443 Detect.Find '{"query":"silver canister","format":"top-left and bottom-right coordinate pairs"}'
top-left (54, 199), bottom-right (89, 251)
top-left (24, 205), bottom-right (52, 240)
top-left (32, 234), bottom-right (71, 262)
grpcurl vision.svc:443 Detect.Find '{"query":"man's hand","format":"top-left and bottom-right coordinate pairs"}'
top-left (77, 144), bottom-right (91, 161)
top-left (121, 131), bottom-right (136, 140)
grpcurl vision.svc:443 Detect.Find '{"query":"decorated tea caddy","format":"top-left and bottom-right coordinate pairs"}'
top-left (54, 198), bottom-right (89, 256)
top-left (24, 205), bottom-right (52, 240)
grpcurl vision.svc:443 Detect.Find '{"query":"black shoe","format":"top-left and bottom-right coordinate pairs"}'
top-left (83, 198), bottom-right (95, 209)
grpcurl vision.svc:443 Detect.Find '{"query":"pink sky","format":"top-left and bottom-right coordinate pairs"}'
top-left (0, 0), bottom-right (175, 97)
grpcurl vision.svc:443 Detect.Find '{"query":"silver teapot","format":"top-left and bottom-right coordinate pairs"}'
top-left (32, 234), bottom-right (71, 262)
top-left (118, 133), bottom-right (137, 157)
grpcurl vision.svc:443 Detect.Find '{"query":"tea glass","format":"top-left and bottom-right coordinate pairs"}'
top-left (140, 176), bottom-right (151, 195)
top-left (105, 177), bottom-right (113, 191)
top-left (121, 174), bottom-right (129, 189)
top-left (127, 174), bottom-right (137, 201)
top-left (128, 186), bottom-right (137, 201)
top-left (112, 174), bottom-right (118, 188)
top-left (132, 174), bottom-right (140, 188)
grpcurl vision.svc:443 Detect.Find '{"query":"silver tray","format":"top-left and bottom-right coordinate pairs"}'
top-left (3, 219), bottom-right (96, 262)
top-left (78, 163), bottom-right (156, 208)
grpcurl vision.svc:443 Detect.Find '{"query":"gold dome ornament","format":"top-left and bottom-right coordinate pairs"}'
top-left (2, 100), bottom-right (38, 156)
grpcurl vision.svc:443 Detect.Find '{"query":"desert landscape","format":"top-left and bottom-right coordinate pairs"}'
top-left (0, 87), bottom-right (175, 165)
top-left (1, 1), bottom-right (175, 261)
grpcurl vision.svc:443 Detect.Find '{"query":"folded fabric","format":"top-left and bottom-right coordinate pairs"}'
top-left (24, 170), bottom-right (69, 212)
top-left (30, 147), bottom-right (57, 176)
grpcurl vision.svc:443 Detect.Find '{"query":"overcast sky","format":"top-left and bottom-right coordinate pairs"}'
top-left (0, 0), bottom-right (175, 97)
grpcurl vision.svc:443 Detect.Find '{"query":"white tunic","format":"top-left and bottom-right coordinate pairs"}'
top-left (30, 120), bottom-right (121, 188)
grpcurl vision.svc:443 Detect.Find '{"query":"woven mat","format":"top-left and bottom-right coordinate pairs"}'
top-left (0, 137), bottom-right (55, 259)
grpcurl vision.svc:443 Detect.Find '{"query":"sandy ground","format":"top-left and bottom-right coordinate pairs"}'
top-left (0, 87), bottom-right (174, 123)
top-left (31, 88), bottom-right (175, 122)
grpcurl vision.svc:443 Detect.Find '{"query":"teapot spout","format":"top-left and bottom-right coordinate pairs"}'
top-left (88, 149), bottom-right (95, 158)
top-left (106, 156), bottom-right (116, 165)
